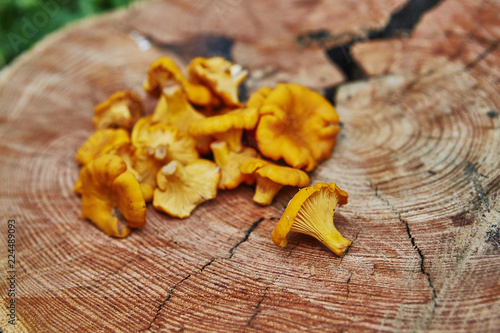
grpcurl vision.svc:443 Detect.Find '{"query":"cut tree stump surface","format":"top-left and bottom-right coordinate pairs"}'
top-left (1, 0), bottom-right (499, 332)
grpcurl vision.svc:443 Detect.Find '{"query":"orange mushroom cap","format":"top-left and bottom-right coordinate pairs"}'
top-left (247, 86), bottom-right (272, 109)
top-left (256, 83), bottom-right (340, 171)
top-left (271, 182), bottom-right (349, 256)
top-left (153, 159), bottom-right (220, 218)
top-left (93, 91), bottom-right (143, 130)
top-left (131, 116), bottom-right (198, 202)
top-left (240, 158), bottom-right (310, 206)
top-left (188, 57), bottom-right (247, 106)
top-left (75, 128), bottom-right (130, 166)
top-left (143, 57), bottom-right (218, 106)
top-left (210, 141), bottom-right (259, 190)
top-left (79, 154), bottom-right (146, 238)
top-left (152, 86), bottom-right (212, 154)
top-left (189, 107), bottom-right (259, 152)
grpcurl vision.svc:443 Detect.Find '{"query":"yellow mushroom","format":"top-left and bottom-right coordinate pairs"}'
top-left (255, 83), bottom-right (340, 172)
top-left (75, 128), bottom-right (130, 166)
top-left (152, 85), bottom-right (212, 154)
top-left (189, 107), bottom-right (259, 152)
top-left (143, 57), bottom-right (218, 106)
top-left (271, 182), bottom-right (350, 256)
top-left (240, 158), bottom-right (310, 206)
top-left (93, 91), bottom-right (143, 130)
top-left (153, 159), bottom-right (220, 218)
top-left (210, 141), bottom-right (259, 190)
top-left (188, 57), bottom-right (247, 106)
top-left (79, 154), bottom-right (146, 238)
top-left (131, 116), bottom-right (199, 202)
top-left (247, 86), bottom-right (272, 109)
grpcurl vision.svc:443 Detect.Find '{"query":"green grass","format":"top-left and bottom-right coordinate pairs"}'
top-left (0, 0), bottom-right (141, 68)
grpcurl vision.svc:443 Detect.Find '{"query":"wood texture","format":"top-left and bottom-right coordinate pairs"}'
top-left (1, 0), bottom-right (499, 332)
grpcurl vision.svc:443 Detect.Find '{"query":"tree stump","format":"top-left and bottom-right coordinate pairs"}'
top-left (1, 0), bottom-right (499, 332)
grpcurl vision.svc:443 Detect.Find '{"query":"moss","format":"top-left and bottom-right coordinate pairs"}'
top-left (0, 0), bottom-right (141, 68)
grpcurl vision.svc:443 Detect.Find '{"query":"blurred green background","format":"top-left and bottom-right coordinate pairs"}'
top-left (0, 0), bottom-right (142, 68)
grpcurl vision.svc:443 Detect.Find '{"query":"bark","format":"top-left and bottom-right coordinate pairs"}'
top-left (0, 0), bottom-right (499, 332)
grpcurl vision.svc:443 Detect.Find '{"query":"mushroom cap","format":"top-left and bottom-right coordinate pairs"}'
top-left (247, 86), bottom-right (272, 109)
top-left (210, 141), bottom-right (259, 189)
top-left (143, 57), bottom-right (186, 97)
top-left (130, 118), bottom-right (199, 202)
top-left (240, 158), bottom-right (310, 205)
top-left (80, 154), bottom-right (146, 237)
top-left (152, 86), bottom-right (212, 154)
top-left (93, 91), bottom-right (143, 130)
top-left (189, 107), bottom-right (259, 151)
top-left (143, 57), bottom-right (217, 106)
top-left (153, 159), bottom-right (220, 218)
top-left (240, 158), bottom-right (310, 187)
top-left (189, 107), bottom-right (259, 136)
top-left (271, 182), bottom-right (349, 255)
top-left (132, 119), bottom-right (198, 165)
top-left (75, 128), bottom-right (130, 165)
top-left (188, 57), bottom-right (247, 106)
top-left (255, 83), bottom-right (340, 171)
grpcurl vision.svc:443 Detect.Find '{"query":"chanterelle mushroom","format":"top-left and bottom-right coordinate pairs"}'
top-left (246, 86), bottom-right (272, 109)
top-left (75, 128), bottom-right (130, 166)
top-left (93, 91), bottom-right (143, 130)
top-left (271, 182), bottom-right (350, 256)
top-left (79, 154), bottom-right (146, 238)
top-left (189, 107), bottom-right (259, 152)
top-left (130, 116), bottom-right (199, 202)
top-left (240, 158), bottom-right (310, 206)
top-left (153, 159), bottom-right (220, 218)
top-left (188, 57), bottom-right (247, 106)
top-left (143, 57), bottom-right (218, 106)
top-left (210, 141), bottom-right (259, 190)
top-left (255, 83), bottom-right (340, 171)
top-left (152, 85), bottom-right (212, 154)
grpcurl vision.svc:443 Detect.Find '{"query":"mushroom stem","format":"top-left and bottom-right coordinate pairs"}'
top-left (155, 145), bottom-right (167, 160)
top-left (253, 175), bottom-right (284, 206)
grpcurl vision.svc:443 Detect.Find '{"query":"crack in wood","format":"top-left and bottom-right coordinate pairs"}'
top-left (142, 272), bottom-right (192, 332)
top-left (284, 243), bottom-right (298, 258)
top-left (371, 184), bottom-right (438, 311)
top-left (228, 217), bottom-right (265, 259)
top-left (413, 162), bottom-right (499, 330)
top-left (142, 217), bottom-right (265, 331)
top-left (464, 41), bottom-right (499, 71)
top-left (246, 284), bottom-right (271, 326)
top-left (346, 272), bottom-right (353, 300)
top-left (325, 0), bottom-right (444, 88)
top-left (338, 229), bottom-right (360, 267)
top-left (402, 38), bottom-right (500, 94)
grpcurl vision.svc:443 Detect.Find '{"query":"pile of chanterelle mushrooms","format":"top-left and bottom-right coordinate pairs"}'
top-left (74, 56), bottom-right (351, 255)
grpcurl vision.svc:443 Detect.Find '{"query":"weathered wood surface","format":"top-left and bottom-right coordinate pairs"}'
top-left (1, 0), bottom-right (499, 332)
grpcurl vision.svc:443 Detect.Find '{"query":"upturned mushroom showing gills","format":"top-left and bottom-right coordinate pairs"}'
top-left (188, 57), bottom-right (247, 106)
top-left (255, 83), bottom-right (340, 171)
top-left (131, 117), bottom-right (199, 202)
top-left (272, 182), bottom-right (350, 256)
top-left (153, 159), bottom-right (220, 218)
top-left (240, 158), bottom-right (310, 206)
top-left (79, 154), bottom-right (146, 238)
top-left (92, 91), bottom-right (143, 130)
